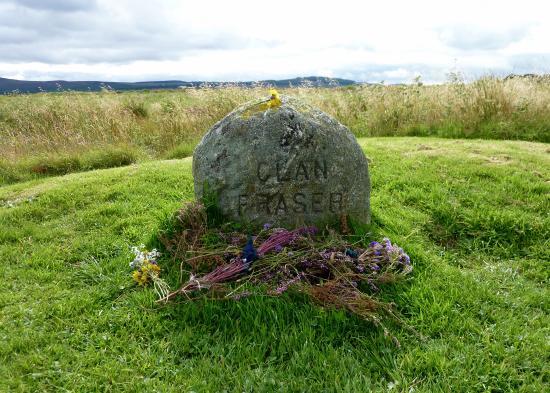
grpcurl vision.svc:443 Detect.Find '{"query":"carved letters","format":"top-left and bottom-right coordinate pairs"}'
top-left (238, 192), bottom-right (345, 216)
top-left (239, 159), bottom-right (347, 216)
top-left (256, 159), bottom-right (328, 183)
top-left (237, 159), bottom-right (347, 216)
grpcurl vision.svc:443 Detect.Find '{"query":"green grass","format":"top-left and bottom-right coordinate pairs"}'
top-left (1, 138), bottom-right (548, 392)
top-left (0, 146), bottom-right (141, 184)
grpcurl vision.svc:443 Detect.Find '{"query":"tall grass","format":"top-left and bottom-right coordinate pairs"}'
top-left (0, 87), bottom-right (250, 161)
top-left (1, 76), bottom-right (549, 183)
top-left (300, 76), bottom-right (550, 141)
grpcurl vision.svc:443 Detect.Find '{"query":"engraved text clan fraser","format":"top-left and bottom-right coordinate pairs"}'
top-left (238, 159), bottom-right (345, 216)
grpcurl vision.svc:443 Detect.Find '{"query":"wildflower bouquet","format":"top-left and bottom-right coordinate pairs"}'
top-left (130, 245), bottom-right (170, 299)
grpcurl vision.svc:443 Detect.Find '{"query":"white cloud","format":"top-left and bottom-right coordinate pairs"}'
top-left (439, 26), bottom-right (529, 50)
top-left (0, 0), bottom-right (549, 82)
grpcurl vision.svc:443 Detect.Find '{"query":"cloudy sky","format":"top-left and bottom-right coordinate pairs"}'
top-left (0, 0), bottom-right (549, 83)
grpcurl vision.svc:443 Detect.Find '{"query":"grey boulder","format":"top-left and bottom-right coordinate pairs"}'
top-left (193, 95), bottom-right (370, 228)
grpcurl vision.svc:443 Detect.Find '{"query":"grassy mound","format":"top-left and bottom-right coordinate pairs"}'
top-left (0, 146), bottom-right (140, 185)
top-left (0, 138), bottom-right (548, 391)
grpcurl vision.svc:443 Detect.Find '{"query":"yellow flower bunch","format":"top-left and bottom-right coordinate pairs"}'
top-left (255, 88), bottom-right (282, 112)
top-left (132, 260), bottom-right (161, 286)
top-left (130, 245), bottom-right (162, 286)
top-left (266, 88), bottom-right (281, 109)
top-left (240, 88), bottom-right (283, 119)
top-left (129, 245), bottom-right (171, 299)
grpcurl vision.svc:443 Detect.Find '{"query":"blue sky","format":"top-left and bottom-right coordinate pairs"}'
top-left (0, 0), bottom-right (549, 83)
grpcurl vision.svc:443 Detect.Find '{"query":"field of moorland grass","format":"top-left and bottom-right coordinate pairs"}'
top-left (1, 77), bottom-right (550, 185)
top-left (1, 138), bottom-right (548, 392)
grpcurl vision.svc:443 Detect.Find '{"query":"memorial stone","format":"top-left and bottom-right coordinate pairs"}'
top-left (193, 95), bottom-right (370, 227)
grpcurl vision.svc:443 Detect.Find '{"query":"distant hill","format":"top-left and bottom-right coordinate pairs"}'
top-left (0, 76), bottom-right (356, 94)
top-left (503, 73), bottom-right (550, 82)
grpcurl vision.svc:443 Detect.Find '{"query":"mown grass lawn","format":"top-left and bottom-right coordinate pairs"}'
top-left (1, 137), bottom-right (548, 392)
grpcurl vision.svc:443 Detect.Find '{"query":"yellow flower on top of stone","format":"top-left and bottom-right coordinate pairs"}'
top-left (266, 88), bottom-right (281, 109)
top-left (240, 88), bottom-right (282, 118)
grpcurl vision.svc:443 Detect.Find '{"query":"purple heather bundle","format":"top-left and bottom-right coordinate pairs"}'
top-left (272, 272), bottom-right (305, 295)
top-left (360, 238), bottom-right (411, 273)
top-left (161, 256), bottom-right (249, 302)
top-left (160, 222), bottom-right (412, 339)
top-left (257, 226), bottom-right (317, 256)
